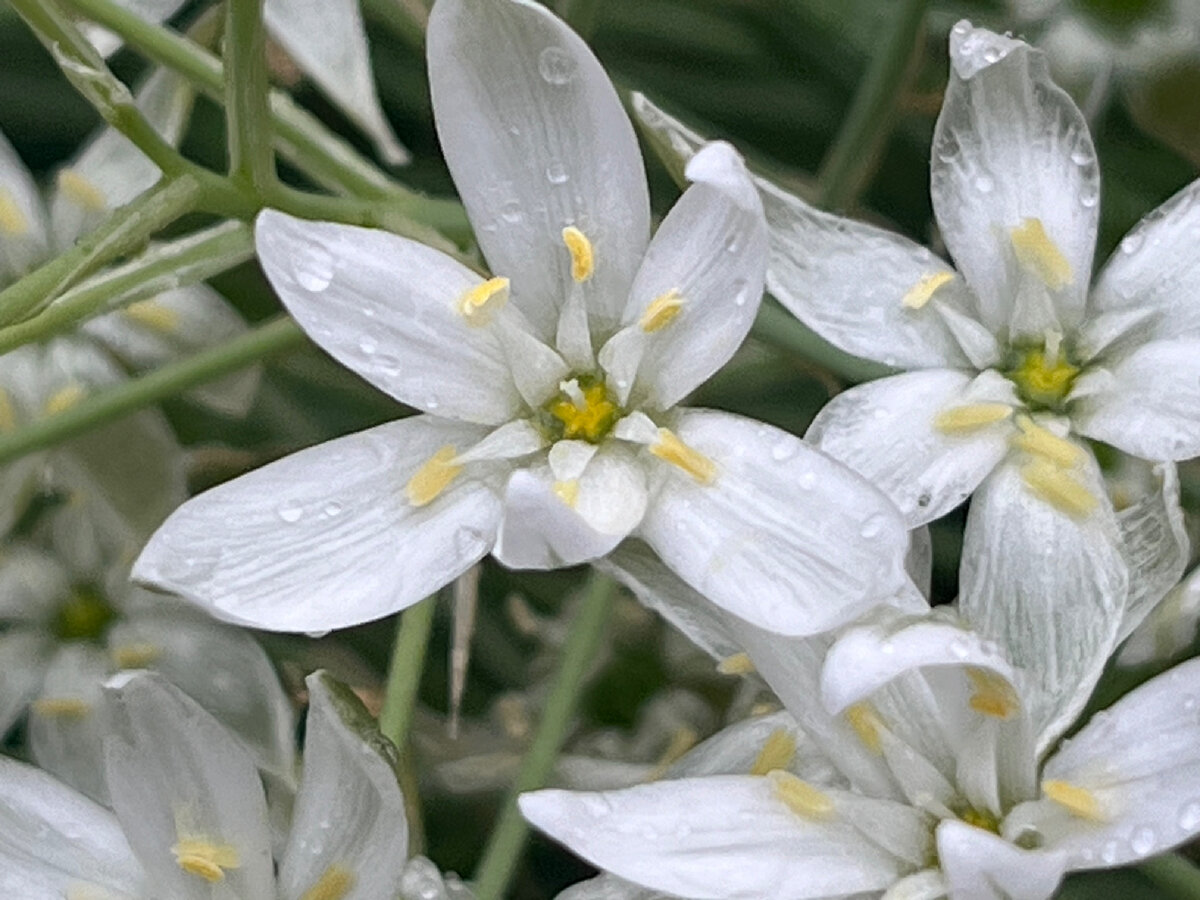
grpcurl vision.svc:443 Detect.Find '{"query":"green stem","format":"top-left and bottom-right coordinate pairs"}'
top-left (0, 317), bottom-right (304, 466)
top-left (472, 572), bottom-right (616, 900)
top-left (752, 300), bottom-right (892, 383)
top-left (224, 0), bottom-right (276, 190)
top-left (815, 0), bottom-right (930, 211)
top-left (0, 177), bottom-right (204, 326)
top-left (379, 596), bottom-right (437, 749)
top-left (1139, 854), bottom-right (1200, 900)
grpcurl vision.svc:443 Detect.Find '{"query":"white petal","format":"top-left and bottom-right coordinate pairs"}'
top-left (628, 92), bottom-right (980, 370)
top-left (1117, 565), bottom-right (1200, 668)
top-left (907, 526), bottom-right (933, 600)
top-left (0, 756), bottom-right (140, 899)
top-left (0, 126), bottom-right (49, 280)
top-left (0, 630), bottom-right (52, 736)
top-left (806, 369), bottom-right (1017, 526)
top-left (427, 0), bottom-right (649, 337)
top-left (264, 0), bottom-right (410, 165)
top-left (615, 141), bottom-right (767, 410)
top-left (134, 416), bottom-right (503, 632)
top-left (107, 610), bottom-right (297, 784)
top-left (255, 210), bottom-right (522, 425)
top-left (0, 543), bottom-right (71, 623)
top-left (959, 453), bottom-right (1127, 753)
top-left (520, 776), bottom-right (912, 900)
top-left (932, 23), bottom-right (1098, 338)
top-left (103, 672), bottom-right (274, 900)
top-left (937, 820), bottom-right (1065, 900)
top-left (639, 409), bottom-right (916, 635)
top-left (1070, 337), bottom-right (1200, 460)
top-left (278, 672), bottom-right (408, 900)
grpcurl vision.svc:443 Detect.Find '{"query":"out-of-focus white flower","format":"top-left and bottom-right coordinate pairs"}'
top-left (0, 669), bottom-right (471, 900)
top-left (1118, 564), bottom-right (1200, 667)
top-left (0, 542), bottom-right (295, 803)
top-left (134, 0), bottom-right (918, 638)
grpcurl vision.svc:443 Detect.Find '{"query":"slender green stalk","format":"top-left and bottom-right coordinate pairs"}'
top-left (1139, 854), bottom-right (1200, 899)
top-left (472, 572), bottom-right (617, 900)
top-left (814, 0), bottom-right (931, 211)
top-left (0, 317), bottom-right (304, 466)
top-left (224, 0), bottom-right (276, 190)
top-left (379, 596), bottom-right (438, 748)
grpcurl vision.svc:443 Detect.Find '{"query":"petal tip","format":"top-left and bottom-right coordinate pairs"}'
top-left (948, 20), bottom-right (1028, 80)
top-left (685, 140), bottom-right (759, 212)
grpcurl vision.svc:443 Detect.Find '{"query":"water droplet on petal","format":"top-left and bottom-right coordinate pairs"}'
top-left (359, 336), bottom-right (377, 355)
top-left (859, 514), bottom-right (886, 539)
top-left (277, 501), bottom-right (304, 523)
top-left (1130, 826), bottom-right (1156, 856)
top-left (545, 161), bottom-right (570, 185)
top-left (948, 636), bottom-right (970, 659)
top-left (1120, 232), bottom-right (1145, 255)
top-left (499, 201), bottom-right (522, 225)
top-left (798, 471), bottom-right (816, 490)
top-left (323, 501), bottom-right (343, 517)
top-left (770, 439), bottom-right (797, 461)
top-left (538, 47), bottom-right (577, 85)
top-left (1179, 802), bottom-right (1200, 832)
top-left (974, 174), bottom-right (994, 194)
top-left (294, 246), bottom-right (335, 292)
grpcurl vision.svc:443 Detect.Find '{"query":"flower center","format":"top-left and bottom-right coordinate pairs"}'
top-left (1005, 344), bottom-right (1079, 410)
top-left (957, 806), bottom-right (1001, 834)
top-left (53, 585), bottom-right (116, 642)
top-left (542, 375), bottom-right (618, 443)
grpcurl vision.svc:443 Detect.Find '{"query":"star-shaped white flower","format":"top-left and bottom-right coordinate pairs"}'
top-left (134, 0), bottom-right (916, 637)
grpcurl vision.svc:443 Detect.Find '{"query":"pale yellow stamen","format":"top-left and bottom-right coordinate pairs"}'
top-left (640, 288), bottom-right (685, 332)
top-left (1010, 218), bottom-right (1073, 289)
top-left (553, 479), bottom-right (579, 508)
top-left (650, 428), bottom-right (716, 484)
top-left (933, 403), bottom-right (1013, 434)
top-left (750, 728), bottom-right (797, 776)
top-left (57, 169), bottom-right (107, 212)
top-left (1042, 779), bottom-right (1106, 822)
top-left (172, 838), bottom-right (240, 883)
top-left (457, 276), bottom-right (510, 326)
top-left (645, 726), bottom-right (700, 781)
top-left (768, 770), bottom-right (834, 820)
top-left (300, 864), bottom-right (356, 900)
top-left (1021, 459), bottom-right (1097, 518)
top-left (901, 271), bottom-right (954, 309)
top-left (844, 702), bottom-right (884, 755)
top-left (0, 388), bottom-right (15, 432)
top-left (1011, 415), bottom-right (1083, 467)
top-left (562, 226), bottom-right (594, 283)
top-left (405, 445), bottom-right (463, 507)
top-left (44, 383), bottom-right (86, 417)
top-left (31, 697), bottom-right (90, 718)
top-left (123, 300), bottom-right (179, 334)
top-left (966, 667), bottom-right (1019, 719)
top-left (716, 652), bottom-right (755, 676)
top-left (0, 188), bottom-right (29, 235)
top-left (111, 642), bottom-right (162, 669)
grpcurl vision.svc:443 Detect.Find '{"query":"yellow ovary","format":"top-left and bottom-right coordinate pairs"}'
top-left (1042, 780), bottom-right (1106, 822)
top-left (562, 226), bottom-right (594, 283)
top-left (172, 838), bottom-right (240, 883)
top-left (933, 403), bottom-right (1013, 434)
top-left (901, 271), bottom-right (955, 310)
top-left (1008, 348), bottom-right (1080, 410)
top-left (457, 276), bottom-right (510, 326)
top-left (650, 428), bottom-right (716, 484)
top-left (640, 288), bottom-right (685, 332)
top-left (548, 381), bottom-right (617, 443)
top-left (405, 445), bottom-right (463, 507)
top-left (750, 729), bottom-right (797, 776)
top-left (1010, 218), bottom-right (1073, 289)
top-left (769, 771), bottom-right (835, 820)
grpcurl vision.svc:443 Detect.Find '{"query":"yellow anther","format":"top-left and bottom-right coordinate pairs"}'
top-left (1011, 415), bottom-right (1083, 467)
top-left (562, 226), bottom-right (594, 283)
top-left (640, 288), bottom-right (685, 332)
top-left (1008, 348), bottom-right (1080, 409)
top-left (457, 276), bottom-right (510, 326)
top-left (901, 271), bottom-right (954, 310)
top-left (1042, 779), bottom-right (1106, 822)
top-left (1010, 218), bottom-right (1073, 290)
top-left (57, 169), bottom-right (107, 212)
top-left (31, 697), bottom-right (91, 718)
top-left (0, 389), bottom-right (15, 433)
top-left (44, 383), bottom-right (86, 417)
top-left (650, 428), bottom-right (716, 485)
top-left (172, 838), bottom-right (240, 883)
top-left (553, 479), bottom-right (579, 508)
top-left (1021, 459), bottom-right (1097, 518)
top-left (123, 300), bottom-right (179, 334)
top-left (716, 652), bottom-right (755, 676)
top-left (645, 726), bottom-right (700, 781)
top-left (933, 403), bottom-right (1013, 434)
top-left (768, 771), bottom-right (835, 820)
top-left (111, 642), bottom-right (162, 669)
top-left (301, 864), bottom-right (356, 900)
top-left (405, 445), bottom-right (463, 507)
top-left (548, 381), bottom-right (617, 443)
top-left (844, 702), bottom-right (884, 755)
top-left (0, 188), bottom-right (29, 235)
top-left (750, 728), bottom-right (797, 776)
top-left (966, 667), bottom-right (1019, 719)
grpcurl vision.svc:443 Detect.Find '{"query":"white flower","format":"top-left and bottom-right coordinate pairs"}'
top-left (133, 0), bottom-right (917, 637)
top-left (0, 542), bottom-right (296, 804)
top-left (633, 22), bottom-right (1195, 742)
top-left (0, 669), bottom-right (470, 900)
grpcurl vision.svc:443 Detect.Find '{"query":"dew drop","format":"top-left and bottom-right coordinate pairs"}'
top-left (798, 471), bottom-right (817, 490)
top-left (1179, 801), bottom-right (1200, 832)
top-left (1130, 826), bottom-right (1156, 856)
top-left (294, 247), bottom-right (335, 292)
top-left (770, 440), bottom-right (797, 461)
top-left (305, 629), bottom-right (331, 639)
top-left (948, 636), bottom-right (970, 659)
top-left (859, 514), bottom-right (887, 539)
top-left (538, 47), bottom-right (577, 85)
top-left (974, 174), bottom-right (994, 194)
top-left (1070, 148), bottom-right (1093, 166)
top-left (982, 46), bottom-right (1003, 64)
top-left (1099, 840), bottom-right (1120, 865)
top-left (545, 161), bottom-right (570, 185)
top-left (1079, 186), bottom-right (1099, 209)
top-left (499, 201), bottom-right (522, 224)
top-left (277, 501), bottom-right (303, 523)
top-left (1120, 232), bottom-right (1145, 255)
top-left (358, 336), bottom-right (378, 355)
top-left (323, 501), bottom-right (343, 517)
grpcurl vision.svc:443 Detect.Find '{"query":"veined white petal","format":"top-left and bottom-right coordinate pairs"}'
top-left (0, 756), bottom-right (141, 899)
top-left (937, 820), bottom-right (1066, 900)
top-left (0, 630), bottom-right (53, 737)
top-left (133, 416), bottom-right (503, 633)
top-left (932, 23), bottom-right (1098, 339)
top-left (806, 369), bottom-right (1017, 527)
top-left (264, 0), bottom-right (410, 165)
top-left (1070, 337), bottom-right (1200, 461)
top-left (278, 672), bottom-right (408, 900)
top-left (959, 453), bottom-right (1127, 754)
top-left (427, 0), bottom-right (650, 337)
top-left (103, 672), bottom-right (274, 900)
top-left (0, 126), bottom-right (49, 280)
top-left (614, 141), bottom-right (767, 410)
top-left (639, 409), bottom-right (915, 636)
top-left (255, 210), bottom-right (522, 425)
top-left (520, 776), bottom-right (913, 900)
